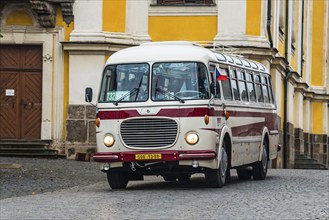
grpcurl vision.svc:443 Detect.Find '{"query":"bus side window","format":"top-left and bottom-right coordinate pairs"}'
top-left (230, 69), bottom-right (240, 101)
top-left (255, 74), bottom-right (264, 103)
top-left (268, 76), bottom-right (275, 104)
top-left (209, 64), bottom-right (220, 98)
top-left (246, 72), bottom-right (256, 102)
top-left (221, 68), bottom-right (233, 100)
top-left (238, 71), bottom-right (248, 102)
top-left (262, 76), bottom-right (270, 103)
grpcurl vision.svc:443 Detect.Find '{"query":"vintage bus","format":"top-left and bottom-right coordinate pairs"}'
top-left (87, 41), bottom-right (280, 189)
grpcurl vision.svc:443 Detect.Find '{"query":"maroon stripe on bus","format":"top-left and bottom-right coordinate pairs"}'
top-left (98, 107), bottom-right (221, 119)
top-left (98, 107), bottom-right (278, 131)
top-left (99, 108), bottom-right (276, 119)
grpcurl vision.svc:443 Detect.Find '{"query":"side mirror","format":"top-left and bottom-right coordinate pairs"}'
top-left (85, 87), bottom-right (93, 102)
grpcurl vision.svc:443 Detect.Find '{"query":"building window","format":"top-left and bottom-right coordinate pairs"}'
top-left (156, 0), bottom-right (214, 5)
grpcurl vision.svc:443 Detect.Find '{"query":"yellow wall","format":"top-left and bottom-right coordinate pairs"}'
top-left (6, 10), bottom-right (33, 26)
top-left (278, 40), bottom-right (285, 57)
top-left (149, 16), bottom-right (217, 41)
top-left (312, 102), bottom-right (323, 134)
top-left (103, 0), bottom-right (126, 32)
top-left (291, 53), bottom-right (297, 71)
top-left (245, 0), bottom-right (261, 36)
top-left (291, 0), bottom-right (299, 71)
top-left (311, 0), bottom-right (324, 86)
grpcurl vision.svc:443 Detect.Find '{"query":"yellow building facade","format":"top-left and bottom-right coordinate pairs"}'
top-left (0, 0), bottom-right (328, 168)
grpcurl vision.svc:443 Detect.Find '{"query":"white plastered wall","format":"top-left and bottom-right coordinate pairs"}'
top-left (215, 0), bottom-right (246, 40)
top-left (293, 91), bottom-right (304, 129)
top-left (215, 0), bottom-right (268, 47)
top-left (126, 0), bottom-right (151, 42)
top-left (303, 99), bottom-right (311, 134)
top-left (287, 81), bottom-right (295, 124)
top-left (270, 68), bottom-right (283, 118)
top-left (69, 0), bottom-right (103, 42)
top-left (68, 53), bottom-right (104, 105)
top-left (0, 6), bottom-right (64, 142)
top-left (67, 1), bottom-right (106, 105)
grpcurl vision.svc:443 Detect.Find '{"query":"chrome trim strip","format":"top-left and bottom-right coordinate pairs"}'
top-left (179, 153), bottom-right (216, 158)
top-left (232, 137), bottom-right (262, 143)
top-left (269, 130), bottom-right (279, 135)
top-left (93, 155), bottom-right (119, 160)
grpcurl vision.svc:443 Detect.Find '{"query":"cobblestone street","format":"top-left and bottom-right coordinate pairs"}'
top-left (0, 157), bottom-right (328, 220)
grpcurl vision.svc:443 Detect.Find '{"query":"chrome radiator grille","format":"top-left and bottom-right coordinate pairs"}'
top-left (120, 118), bottom-right (178, 148)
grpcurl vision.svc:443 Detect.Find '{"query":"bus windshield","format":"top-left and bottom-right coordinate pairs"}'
top-left (98, 62), bottom-right (211, 104)
top-left (98, 63), bottom-right (149, 103)
top-left (152, 62), bottom-right (210, 101)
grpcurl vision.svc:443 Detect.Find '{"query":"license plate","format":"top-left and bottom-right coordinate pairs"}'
top-left (135, 154), bottom-right (162, 160)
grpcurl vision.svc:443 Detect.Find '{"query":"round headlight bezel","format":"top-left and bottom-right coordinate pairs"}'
top-left (185, 131), bottom-right (199, 145)
top-left (103, 134), bottom-right (115, 147)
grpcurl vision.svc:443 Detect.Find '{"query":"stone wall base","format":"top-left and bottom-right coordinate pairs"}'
top-left (294, 128), bottom-right (304, 154)
top-left (65, 143), bottom-right (96, 160)
top-left (65, 104), bottom-right (97, 159)
top-left (309, 134), bottom-right (328, 167)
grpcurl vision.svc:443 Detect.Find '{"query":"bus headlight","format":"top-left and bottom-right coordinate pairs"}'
top-left (103, 134), bottom-right (115, 147)
top-left (185, 132), bottom-right (199, 145)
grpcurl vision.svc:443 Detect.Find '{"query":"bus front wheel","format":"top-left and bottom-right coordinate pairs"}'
top-left (107, 171), bottom-right (129, 189)
top-left (205, 145), bottom-right (228, 188)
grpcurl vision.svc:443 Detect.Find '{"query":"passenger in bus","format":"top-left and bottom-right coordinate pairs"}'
top-left (168, 79), bottom-right (181, 93)
top-left (129, 78), bottom-right (138, 88)
top-left (118, 78), bottom-right (129, 91)
top-left (189, 72), bottom-right (207, 95)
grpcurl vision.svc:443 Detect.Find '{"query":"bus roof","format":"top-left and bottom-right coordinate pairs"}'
top-left (106, 41), bottom-right (268, 74)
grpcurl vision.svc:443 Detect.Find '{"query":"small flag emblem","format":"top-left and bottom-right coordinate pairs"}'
top-left (216, 67), bottom-right (228, 81)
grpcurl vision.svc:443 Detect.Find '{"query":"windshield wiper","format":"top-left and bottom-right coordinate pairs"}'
top-left (156, 88), bottom-right (185, 103)
top-left (113, 87), bottom-right (139, 106)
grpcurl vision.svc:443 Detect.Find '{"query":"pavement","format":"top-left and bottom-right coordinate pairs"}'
top-left (0, 156), bottom-right (104, 199)
top-left (1, 157), bottom-right (328, 219)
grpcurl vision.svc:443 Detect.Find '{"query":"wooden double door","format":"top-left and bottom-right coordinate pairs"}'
top-left (0, 45), bottom-right (42, 140)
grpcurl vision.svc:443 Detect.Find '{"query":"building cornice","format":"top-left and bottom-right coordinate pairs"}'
top-left (61, 42), bottom-right (131, 54)
top-left (304, 90), bottom-right (329, 102)
top-left (271, 56), bottom-right (288, 74)
top-left (295, 81), bottom-right (309, 94)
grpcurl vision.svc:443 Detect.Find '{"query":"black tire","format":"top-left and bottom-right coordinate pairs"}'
top-left (252, 140), bottom-right (268, 180)
top-left (107, 171), bottom-right (129, 189)
top-left (163, 175), bottom-right (177, 182)
top-left (205, 144), bottom-right (228, 188)
top-left (237, 168), bottom-right (252, 180)
top-left (178, 174), bottom-right (191, 182)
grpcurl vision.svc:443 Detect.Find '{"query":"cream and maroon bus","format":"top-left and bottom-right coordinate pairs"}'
top-left (86, 41), bottom-right (280, 189)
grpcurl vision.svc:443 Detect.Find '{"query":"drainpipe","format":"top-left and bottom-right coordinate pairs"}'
top-left (300, 0), bottom-right (305, 78)
top-left (267, 0), bottom-right (273, 48)
top-left (283, 0), bottom-right (292, 169)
